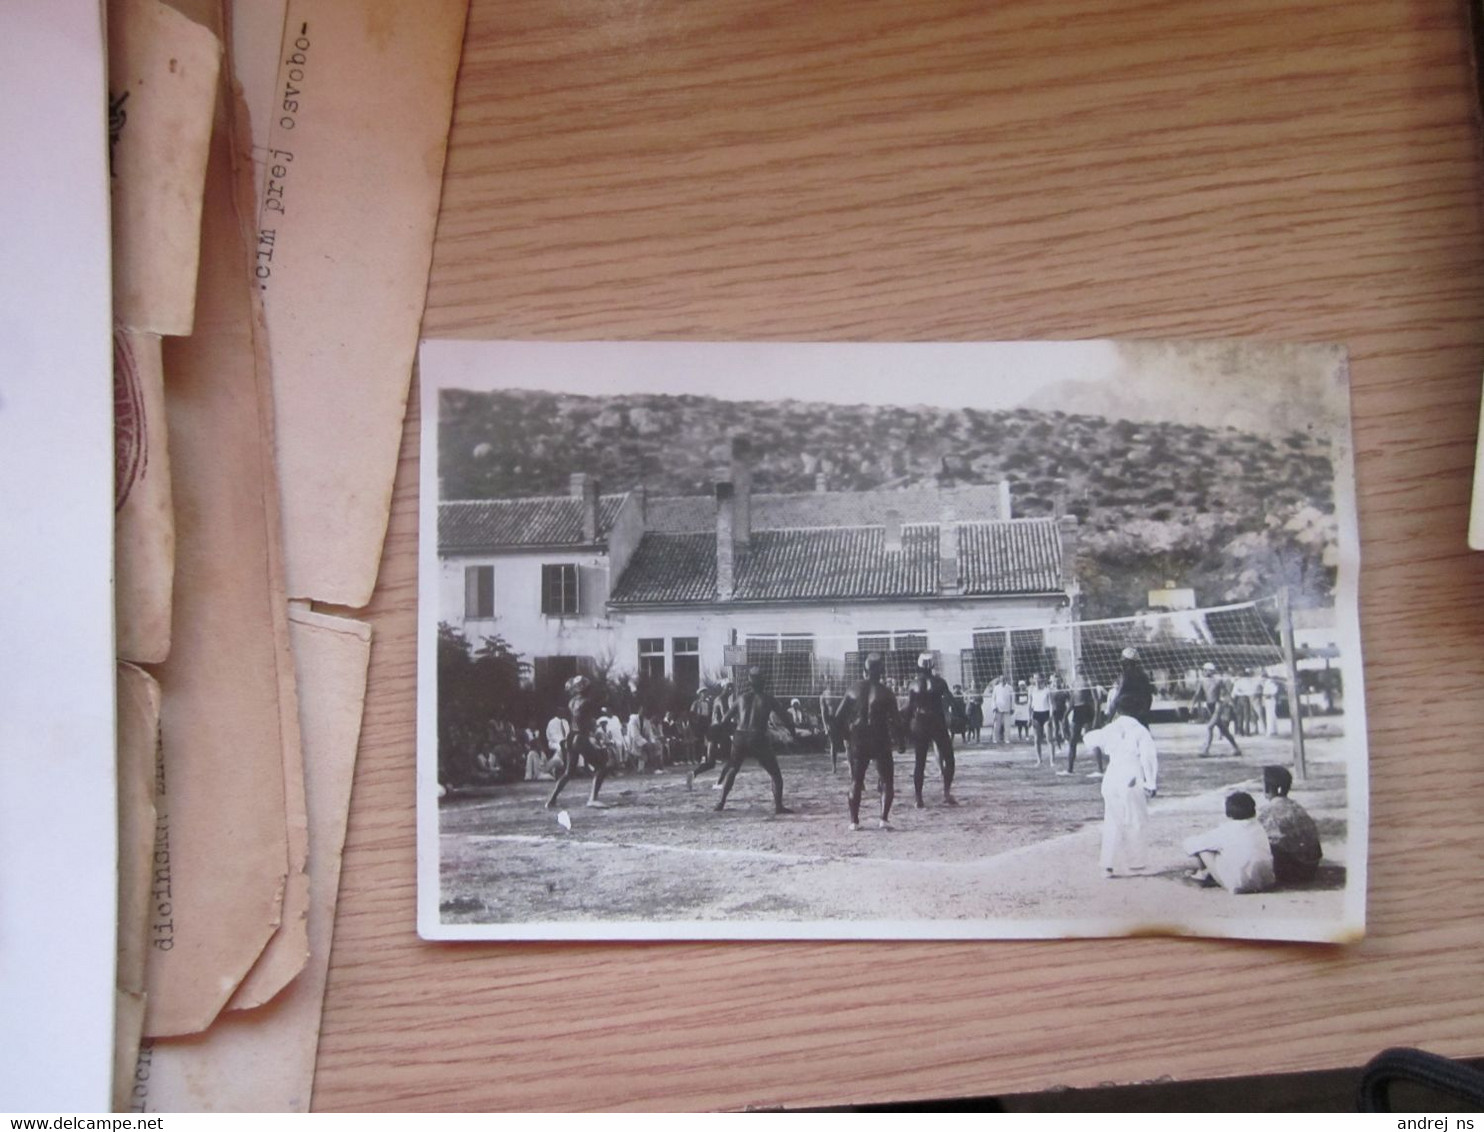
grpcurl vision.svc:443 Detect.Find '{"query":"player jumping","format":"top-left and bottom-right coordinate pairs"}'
top-left (545, 674), bottom-right (611, 809)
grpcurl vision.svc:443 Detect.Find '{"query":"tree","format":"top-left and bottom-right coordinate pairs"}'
top-left (437, 623), bottom-right (530, 788)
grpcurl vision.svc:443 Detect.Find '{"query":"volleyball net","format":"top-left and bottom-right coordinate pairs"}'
top-left (730, 598), bottom-right (1290, 704)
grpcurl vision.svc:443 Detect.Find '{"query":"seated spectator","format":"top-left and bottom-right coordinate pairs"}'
top-left (1182, 791), bottom-right (1275, 894)
top-left (525, 733), bottom-right (559, 781)
top-left (1259, 765), bottom-right (1322, 884)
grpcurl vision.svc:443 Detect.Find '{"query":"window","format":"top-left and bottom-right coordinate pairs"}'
top-left (745, 634), bottom-right (816, 697)
top-left (962, 629), bottom-right (1009, 691)
top-left (672, 637), bottom-right (700, 694)
top-left (534, 655), bottom-right (581, 695)
top-left (464, 565), bottom-right (494, 619)
top-left (638, 638), bottom-right (666, 681)
top-left (851, 630), bottom-right (931, 687)
top-left (540, 563), bottom-right (578, 616)
top-left (1010, 628), bottom-right (1053, 684)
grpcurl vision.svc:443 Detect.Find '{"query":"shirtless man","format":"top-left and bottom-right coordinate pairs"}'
top-left (1062, 666), bottom-right (1099, 776)
top-left (545, 674), bottom-right (611, 809)
top-left (903, 652), bottom-right (958, 808)
top-left (1193, 662), bottom-right (1243, 757)
top-left (1028, 672), bottom-right (1054, 767)
top-left (832, 653), bottom-right (906, 830)
top-left (713, 667), bottom-right (797, 815)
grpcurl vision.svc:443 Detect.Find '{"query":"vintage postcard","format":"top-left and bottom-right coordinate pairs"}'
top-left (416, 340), bottom-right (1368, 943)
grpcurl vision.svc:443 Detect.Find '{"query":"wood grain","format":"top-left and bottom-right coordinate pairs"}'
top-left (314, 0), bottom-right (1484, 1111)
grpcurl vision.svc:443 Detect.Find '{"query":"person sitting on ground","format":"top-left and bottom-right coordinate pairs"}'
top-left (1258, 764), bottom-right (1322, 884)
top-left (1182, 791), bottom-right (1275, 893)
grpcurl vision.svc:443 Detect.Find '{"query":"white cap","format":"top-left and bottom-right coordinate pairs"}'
top-left (918, 652), bottom-right (935, 669)
top-left (1121, 647), bottom-right (1138, 660)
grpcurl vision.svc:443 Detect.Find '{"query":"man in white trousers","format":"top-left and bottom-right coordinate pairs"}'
top-left (1084, 703), bottom-right (1159, 878)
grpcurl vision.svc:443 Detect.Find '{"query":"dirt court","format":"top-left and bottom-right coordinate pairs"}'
top-left (437, 720), bottom-right (1355, 935)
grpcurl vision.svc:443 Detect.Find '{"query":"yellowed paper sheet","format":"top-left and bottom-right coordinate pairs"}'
top-left (113, 990), bottom-right (149, 1114)
top-left (108, 0), bottom-right (220, 337)
top-left (226, 635), bottom-right (310, 1010)
top-left (131, 608), bottom-right (372, 1112)
top-left (229, 0), bottom-right (469, 606)
top-left (143, 76), bottom-right (301, 1038)
top-left (114, 330), bottom-right (175, 663)
top-left (113, 663), bottom-right (160, 1112)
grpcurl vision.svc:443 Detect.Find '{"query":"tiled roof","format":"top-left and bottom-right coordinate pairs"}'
top-left (645, 483), bottom-right (1007, 533)
top-left (958, 519), bottom-right (1065, 596)
top-left (440, 495), bottom-right (626, 551)
top-left (610, 519), bottom-right (1062, 605)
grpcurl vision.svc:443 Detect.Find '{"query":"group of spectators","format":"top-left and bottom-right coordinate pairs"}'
top-left (523, 705), bottom-right (711, 782)
top-left (1182, 765), bottom-right (1324, 893)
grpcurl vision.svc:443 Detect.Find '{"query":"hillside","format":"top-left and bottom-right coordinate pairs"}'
top-left (438, 388), bottom-right (1339, 619)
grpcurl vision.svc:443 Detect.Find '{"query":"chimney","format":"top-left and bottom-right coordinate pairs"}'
top-left (730, 435), bottom-right (752, 546)
top-left (1058, 513), bottom-right (1079, 590)
top-left (570, 472), bottom-right (599, 542)
top-left (939, 506), bottom-right (959, 592)
top-left (999, 479), bottom-right (1013, 519)
top-left (715, 480), bottom-right (736, 600)
top-left (815, 471), bottom-right (828, 493)
top-left (884, 509), bottom-right (903, 553)
top-left (936, 455), bottom-right (954, 488)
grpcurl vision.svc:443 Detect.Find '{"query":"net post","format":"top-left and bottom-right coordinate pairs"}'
top-left (1277, 587), bottom-right (1308, 781)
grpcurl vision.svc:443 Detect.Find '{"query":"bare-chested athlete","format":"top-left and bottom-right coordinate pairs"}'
top-left (833, 653), bottom-right (906, 831)
top-left (903, 652), bottom-right (958, 807)
top-left (545, 674), bottom-right (611, 809)
top-left (713, 666), bottom-right (798, 815)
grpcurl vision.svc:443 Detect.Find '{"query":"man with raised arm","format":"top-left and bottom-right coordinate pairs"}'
top-left (713, 666), bottom-right (798, 816)
top-left (1106, 646), bottom-right (1154, 729)
top-left (833, 653), bottom-right (906, 831)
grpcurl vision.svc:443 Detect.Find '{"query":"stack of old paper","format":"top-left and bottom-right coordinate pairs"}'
top-left (109, 0), bottom-right (468, 1112)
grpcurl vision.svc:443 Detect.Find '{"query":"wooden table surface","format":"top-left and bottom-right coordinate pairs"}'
top-left (314, 0), bottom-right (1484, 1111)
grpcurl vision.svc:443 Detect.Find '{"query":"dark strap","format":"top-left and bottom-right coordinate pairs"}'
top-left (1358, 1048), bottom-right (1484, 1111)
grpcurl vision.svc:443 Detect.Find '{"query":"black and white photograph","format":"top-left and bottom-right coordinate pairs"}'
top-left (416, 339), bottom-right (1367, 942)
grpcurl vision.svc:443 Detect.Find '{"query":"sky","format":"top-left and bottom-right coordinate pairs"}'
top-left (421, 339), bottom-right (1122, 411)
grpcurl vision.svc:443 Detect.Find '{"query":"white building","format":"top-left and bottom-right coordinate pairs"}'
top-left (439, 440), bottom-right (1077, 698)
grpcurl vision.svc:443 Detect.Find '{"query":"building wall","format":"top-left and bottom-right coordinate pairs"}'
top-left (440, 549), bottom-right (620, 667)
top-left (445, 549), bottom-right (1073, 692)
top-left (605, 596), bottom-right (1072, 691)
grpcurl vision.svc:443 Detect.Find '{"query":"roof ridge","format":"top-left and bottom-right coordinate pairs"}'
top-left (441, 491), bottom-right (630, 506)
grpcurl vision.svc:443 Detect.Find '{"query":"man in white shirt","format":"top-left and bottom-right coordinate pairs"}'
top-left (1084, 706), bottom-right (1158, 877)
top-left (545, 712), bottom-right (571, 766)
top-left (1182, 791), bottom-right (1276, 893)
top-left (990, 676), bottom-right (1015, 745)
top-left (1261, 675), bottom-right (1282, 736)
